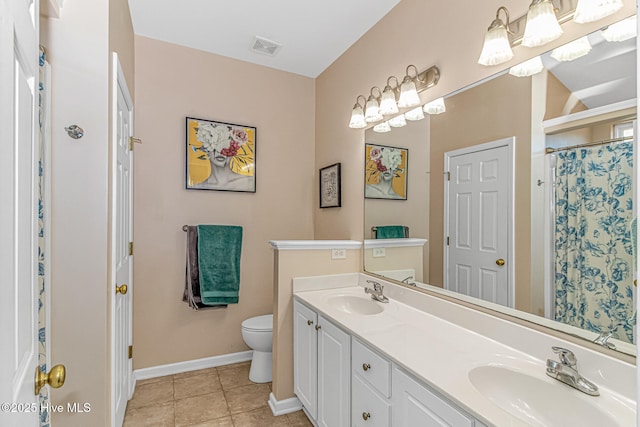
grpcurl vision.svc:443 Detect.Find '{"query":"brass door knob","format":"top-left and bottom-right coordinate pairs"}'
top-left (362, 412), bottom-right (371, 421)
top-left (496, 259), bottom-right (505, 266)
top-left (362, 363), bottom-right (371, 371)
top-left (307, 320), bottom-right (314, 326)
top-left (35, 364), bottom-right (66, 395)
top-left (315, 325), bottom-right (321, 331)
top-left (116, 284), bottom-right (128, 295)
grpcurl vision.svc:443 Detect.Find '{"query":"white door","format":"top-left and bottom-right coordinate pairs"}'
top-left (444, 138), bottom-right (513, 307)
top-left (111, 54), bottom-right (134, 427)
top-left (293, 300), bottom-right (318, 420)
top-left (0, 0), bottom-right (41, 425)
top-left (317, 315), bottom-right (350, 427)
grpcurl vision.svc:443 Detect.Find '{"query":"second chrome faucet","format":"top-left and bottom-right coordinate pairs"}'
top-left (545, 346), bottom-right (599, 396)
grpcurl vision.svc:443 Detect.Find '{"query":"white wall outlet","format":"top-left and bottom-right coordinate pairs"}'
top-left (372, 247), bottom-right (386, 258)
top-left (331, 249), bottom-right (347, 259)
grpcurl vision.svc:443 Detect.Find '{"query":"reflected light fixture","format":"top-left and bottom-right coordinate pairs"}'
top-left (373, 121), bottom-right (391, 133)
top-left (574, 0), bottom-right (624, 24)
top-left (522, 0), bottom-right (563, 47)
top-left (423, 97), bottom-right (446, 115)
top-left (405, 106), bottom-right (425, 121)
top-left (478, 6), bottom-right (514, 66)
top-left (508, 55), bottom-right (544, 76)
top-left (550, 36), bottom-right (592, 61)
top-left (380, 76), bottom-right (400, 115)
top-left (364, 87), bottom-right (383, 123)
top-left (348, 95), bottom-right (367, 129)
top-left (397, 65), bottom-right (422, 108)
top-left (388, 114), bottom-right (407, 128)
top-left (602, 15), bottom-right (637, 41)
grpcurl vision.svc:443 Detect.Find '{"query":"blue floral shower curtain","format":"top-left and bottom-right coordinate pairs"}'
top-left (554, 141), bottom-right (634, 344)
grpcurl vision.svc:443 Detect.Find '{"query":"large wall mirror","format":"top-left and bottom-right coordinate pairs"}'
top-left (364, 16), bottom-right (637, 356)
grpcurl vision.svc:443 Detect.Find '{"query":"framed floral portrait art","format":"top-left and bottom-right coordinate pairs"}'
top-left (319, 163), bottom-right (341, 208)
top-left (186, 117), bottom-right (256, 192)
top-left (364, 144), bottom-right (407, 200)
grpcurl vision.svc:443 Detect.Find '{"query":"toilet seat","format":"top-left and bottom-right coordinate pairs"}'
top-left (241, 314), bottom-right (273, 332)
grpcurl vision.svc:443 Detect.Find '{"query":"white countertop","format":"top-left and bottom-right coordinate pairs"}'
top-left (292, 276), bottom-right (636, 427)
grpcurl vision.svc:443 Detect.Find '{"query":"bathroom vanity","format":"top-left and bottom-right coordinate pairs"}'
top-left (292, 274), bottom-right (636, 427)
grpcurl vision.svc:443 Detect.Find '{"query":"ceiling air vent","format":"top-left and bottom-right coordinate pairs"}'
top-left (250, 36), bottom-right (283, 57)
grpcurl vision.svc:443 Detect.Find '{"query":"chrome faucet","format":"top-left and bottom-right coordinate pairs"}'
top-left (364, 280), bottom-right (389, 303)
top-left (401, 276), bottom-right (416, 286)
top-left (545, 346), bottom-right (599, 396)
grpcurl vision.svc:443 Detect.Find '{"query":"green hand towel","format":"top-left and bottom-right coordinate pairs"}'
top-left (197, 225), bottom-right (243, 305)
top-left (375, 225), bottom-right (407, 239)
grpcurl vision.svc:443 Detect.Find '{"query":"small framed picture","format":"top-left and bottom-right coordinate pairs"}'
top-left (364, 144), bottom-right (407, 200)
top-left (319, 163), bottom-right (341, 208)
top-left (186, 117), bottom-right (256, 193)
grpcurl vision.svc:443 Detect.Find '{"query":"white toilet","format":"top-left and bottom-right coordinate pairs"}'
top-left (241, 314), bottom-right (273, 383)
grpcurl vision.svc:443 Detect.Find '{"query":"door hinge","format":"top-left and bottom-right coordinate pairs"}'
top-left (129, 136), bottom-right (142, 151)
top-left (129, 242), bottom-right (134, 256)
top-left (128, 345), bottom-right (133, 359)
top-left (446, 236), bottom-right (450, 246)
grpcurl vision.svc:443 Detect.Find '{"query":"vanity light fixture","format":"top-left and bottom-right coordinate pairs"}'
top-left (423, 97), bottom-right (446, 115)
top-left (508, 55), bottom-right (545, 76)
top-left (405, 106), bottom-right (425, 121)
top-left (550, 36), bottom-right (592, 61)
top-left (522, 0), bottom-right (563, 47)
top-left (348, 95), bottom-right (367, 129)
top-left (364, 87), bottom-right (384, 123)
top-left (573, 0), bottom-right (623, 24)
top-left (397, 65), bottom-right (422, 108)
top-left (388, 114), bottom-right (407, 128)
top-left (380, 76), bottom-right (400, 115)
top-left (601, 14), bottom-right (636, 41)
top-left (478, 6), bottom-right (514, 66)
top-left (373, 121), bottom-right (391, 133)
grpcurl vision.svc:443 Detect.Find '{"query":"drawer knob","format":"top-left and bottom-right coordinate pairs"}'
top-left (307, 320), bottom-right (313, 326)
top-left (362, 363), bottom-right (371, 371)
top-left (362, 412), bottom-right (371, 421)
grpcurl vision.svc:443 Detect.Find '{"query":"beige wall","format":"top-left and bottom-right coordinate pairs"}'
top-left (272, 249), bottom-right (361, 401)
top-left (40, 0), bottom-right (135, 423)
top-left (133, 36), bottom-right (315, 369)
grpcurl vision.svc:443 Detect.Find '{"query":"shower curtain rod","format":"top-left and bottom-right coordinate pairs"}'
top-left (545, 136), bottom-right (634, 154)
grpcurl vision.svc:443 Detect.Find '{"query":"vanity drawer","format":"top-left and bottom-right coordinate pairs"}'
top-left (352, 373), bottom-right (391, 427)
top-left (352, 338), bottom-right (391, 397)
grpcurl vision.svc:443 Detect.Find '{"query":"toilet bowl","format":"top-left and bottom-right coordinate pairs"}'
top-left (241, 314), bottom-right (273, 383)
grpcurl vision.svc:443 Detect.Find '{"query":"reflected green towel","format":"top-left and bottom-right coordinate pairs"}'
top-left (632, 217), bottom-right (637, 266)
top-left (375, 225), bottom-right (407, 239)
top-left (197, 225), bottom-right (242, 305)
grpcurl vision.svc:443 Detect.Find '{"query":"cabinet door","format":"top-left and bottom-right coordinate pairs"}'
top-left (293, 300), bottom-right (318, 420)
top-left (317, 315), bottom-right (351, 427)
top-left (392, 367), bottom-right (474, 427)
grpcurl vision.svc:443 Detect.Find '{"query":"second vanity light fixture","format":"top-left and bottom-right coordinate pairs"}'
top-left (478, 0), bottom-right (624, 67)
top-left (349, 65), bottom-right (440, 129)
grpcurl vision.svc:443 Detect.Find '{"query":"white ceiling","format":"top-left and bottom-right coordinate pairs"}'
top-left (127, 0), bottom-right (401, 78)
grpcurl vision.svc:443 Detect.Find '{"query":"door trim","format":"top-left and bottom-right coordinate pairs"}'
top-left (110, 52), bottom-right (134, 426)
top-left (443, 137), bottom-right (516, 308)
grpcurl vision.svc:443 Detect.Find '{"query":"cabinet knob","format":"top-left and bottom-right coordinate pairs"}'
top-left (315, 325), bottom-right (321, 330)
top-left (362, 363), bottom-right (371, 371)
top-left (362, 412), bottom-right (371, 421)
top-left (307, 320), bottom-right (313, 326)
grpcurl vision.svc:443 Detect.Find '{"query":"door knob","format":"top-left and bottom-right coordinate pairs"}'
top-left (307, 320), bottom-right (313, 326)
top-left (35, 364), bottom-right (66, 395)
top-left (496, 259), bottom-right (505, 266)
top-left (116, 284), bottom-right (128, 295)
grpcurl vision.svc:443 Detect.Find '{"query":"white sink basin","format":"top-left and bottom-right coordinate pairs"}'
top-left (468, 366), bottom-right (619, 427)
top-left (325, 294), bottom-right (384, 315)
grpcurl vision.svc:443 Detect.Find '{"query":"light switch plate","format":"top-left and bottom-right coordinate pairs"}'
top-left (372, 247), bottom-right (386, 258)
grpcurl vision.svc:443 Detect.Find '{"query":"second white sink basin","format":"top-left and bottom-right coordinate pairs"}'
top-left (325, 294), bottom-right (384, 315)
top-left (468, 365), bottom-right (619, 427)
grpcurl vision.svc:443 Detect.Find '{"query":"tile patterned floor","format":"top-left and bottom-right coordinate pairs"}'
top-left (124, 361), bottom-right (313, 427)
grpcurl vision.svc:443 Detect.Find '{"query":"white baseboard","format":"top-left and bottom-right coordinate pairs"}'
top-left (134, 350), bottom-right (253, 382)
top-left (268, 392), bottom-right (302, 416)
